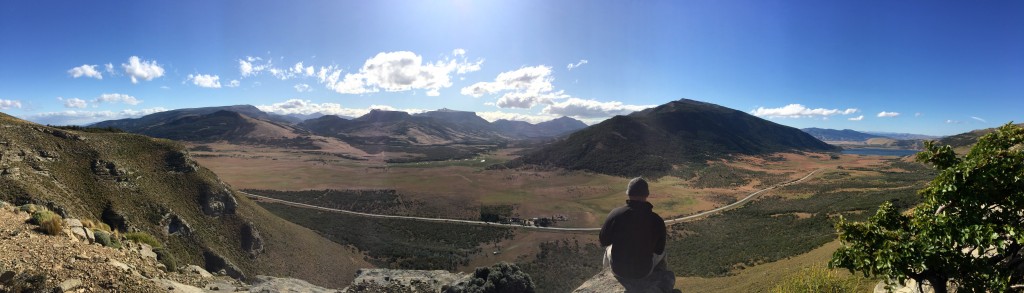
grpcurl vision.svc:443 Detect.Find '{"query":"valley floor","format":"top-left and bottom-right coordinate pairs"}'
top-left (191, 143), bottom-right (931, 292)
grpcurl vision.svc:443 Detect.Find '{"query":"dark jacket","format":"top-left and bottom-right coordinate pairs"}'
top-left (599, 200), bottom-right (666, 279)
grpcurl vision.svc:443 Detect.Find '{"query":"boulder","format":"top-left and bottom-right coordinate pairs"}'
top-left (183, 265), bottom-right (213, 278)
top-left (573, 268), bottom-right (624, 293)
top-left (137, 243), bottom-right (157, 260)
top-left (64, 219), bottom-right (95, 243)
top-left (161, 213), bottom-right (192, 236)
top-left (240, 222), bottom-right (265, 258)
top-left (252, 275), bottom-right (339, 293)
top-left (203, 250), bottom-right (245, 281)
top-left (55, 278), bottom-right (83, 293)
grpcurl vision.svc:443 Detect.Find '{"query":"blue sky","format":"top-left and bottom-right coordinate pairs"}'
top-left (0, 1), bottom-right (1021, 136)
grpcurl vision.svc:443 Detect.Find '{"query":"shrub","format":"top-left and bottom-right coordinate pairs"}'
top-left (81, 219), bottom-right (112, 232)
top-left (770, 267), bottom-right (865, 293)
top-left (153, 247), bottom-right (178, 272)
top-left (94, 230), bottom-right (122, 248)
top-left (443, 262), bottom-right (536, 293)
top-left (39, 218), bottom-right (65, 236)
top-left (125, 231), bottom-right (162, 248)
top-left (29, 210), bottom-right (60, 225)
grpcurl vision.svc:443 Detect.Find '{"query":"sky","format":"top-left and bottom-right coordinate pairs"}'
top-left (0, 1), bottom-right (1021, 136)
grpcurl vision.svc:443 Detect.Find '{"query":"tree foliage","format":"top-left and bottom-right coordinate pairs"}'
top-left (830, 123), bottom-right (1024, 292)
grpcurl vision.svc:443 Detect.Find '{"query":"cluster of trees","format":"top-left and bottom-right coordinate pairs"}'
top-left (831, 124), bottom-right (1024, 292)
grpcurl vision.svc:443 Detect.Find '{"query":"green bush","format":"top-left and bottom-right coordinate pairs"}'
top-left (770, 267), bottom-right (866, 293)
top-left (94, 230), bottom-right (122, 248)
top-left (29, 210), bottom-right (60, 225)
top-left (153, 247), bottom-right (178, 272)
top-left (443, 262), bottom-right (536, 293)
top-left (125, 231), bottom-right (162, 248)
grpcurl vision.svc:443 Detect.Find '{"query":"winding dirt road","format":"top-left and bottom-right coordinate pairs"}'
top-left (240, 169), bottom-right (820, 232)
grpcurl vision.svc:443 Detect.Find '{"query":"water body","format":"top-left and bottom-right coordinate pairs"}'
top-left (842, 148), bottom-right (920, 157)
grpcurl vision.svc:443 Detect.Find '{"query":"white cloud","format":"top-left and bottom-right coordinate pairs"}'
top-left (476, 111), bottom-right (560, 124)
top-left (848, 115), bottom-right (864, 121)
top-left (877, 111), bottom-right (900, 118)
top-left (567, 59), bottom-right (589, 70)
top-left (239, 56), bottom-right (270, 77)
top-left (94, 93), bottom-right (141, 105)
top-left (122, 56), bottom-right (165, 83)
top-left (0, 99), bottom-right (22, 109)
top-left (542, 98), bottom-right (652, 118)
top-left (187, 74), bottom-right (222, 88)
top-left (971, 116), bottom-right (987, 123)
top-left (68, 64), bottom-right (103, 79)
top-left (59, 97), bottom-right (88, 108)
top-left (226, 80), bottom-right (240, 88)
top-left (946, 119), bottom-right (962, 124)
top-left (750, 104), bottom-right (859, 118)
top-left (104, 63), bottom-right (116, 74)
top-left (294, 84), bottom-right (312, 92)
top-left (320, 50), bottom-right (482, 96)
top-left (26, 107), bottom-right (167, 125)
top-left (291, 62), bottom-right (315, 77)
top-left (462, 65), bottom-right (570, 109)
top-left (256, 99), bottom-right (424, 118)
top-left (915, 112), bottom-right (922, 117)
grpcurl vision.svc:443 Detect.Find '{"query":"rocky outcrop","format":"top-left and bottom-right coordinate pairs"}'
top-left (203, 250), bottom-right (245, 280)
top-left (101, 205), bottom-right (131, 232)
top-left (162, 213), bottom-right (193, 236)
top-left (0, 201), bottom-right (238, 292)
top-left (164, 150), bottom-right (198, 173)
top-left (240, 222), bottom-right (264, 258)
top-left (252, 276), bottom-right (339, 292)
top-left (573, 268), bottom-right (625, 293)
top-left (199, 185), bottom-right (237, 217)
top-left (343, 269), bottom-right (467, 293)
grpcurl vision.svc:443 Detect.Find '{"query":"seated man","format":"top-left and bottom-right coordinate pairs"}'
top-left (600, 177), bottom-right (675, 293)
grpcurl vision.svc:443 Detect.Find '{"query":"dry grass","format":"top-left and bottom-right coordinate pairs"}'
top-left (676, 241), bottom-right (877, 293)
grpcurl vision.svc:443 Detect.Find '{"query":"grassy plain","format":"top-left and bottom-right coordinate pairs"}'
top-left (193, 143), bottom-right (932, 291)
top-left (192, 144), bottom-right (888, 227)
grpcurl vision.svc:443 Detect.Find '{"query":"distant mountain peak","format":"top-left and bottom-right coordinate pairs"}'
top-left (354, 109), bottom-right (412, 122)
top-left (517, 99), bottom-right (836, 177)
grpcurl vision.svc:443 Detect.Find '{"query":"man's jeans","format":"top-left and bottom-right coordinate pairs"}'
top-left (604, 246), bottom-right (676, 293)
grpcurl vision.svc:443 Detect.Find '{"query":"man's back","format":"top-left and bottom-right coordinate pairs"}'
top-left (599, 200), bottom-right (667, 279)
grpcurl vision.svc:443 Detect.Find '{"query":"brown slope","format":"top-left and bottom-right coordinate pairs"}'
top-left (0, 112), bottom-right (369, 288)
top-left (514, 99), bottom-right (838, 177)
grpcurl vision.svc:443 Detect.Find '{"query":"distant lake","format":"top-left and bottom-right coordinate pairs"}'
top-left (842, 148), bottom-right (920, 157)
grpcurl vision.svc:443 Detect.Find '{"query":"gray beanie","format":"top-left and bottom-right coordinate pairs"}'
top-left (627, 177), bottom-right (649, 197)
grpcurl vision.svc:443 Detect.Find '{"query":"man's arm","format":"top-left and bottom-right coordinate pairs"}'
top-left (599, 212), bottom-right (616, 247)
top-left (653, 216), bottom-right (666, 255)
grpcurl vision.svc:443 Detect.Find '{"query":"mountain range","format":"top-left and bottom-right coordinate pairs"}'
top-left (512, 99), bottom-right (838, 177)
top-left (93, 106), bottom-right (587, 148)
top-left (801, 128), bottom-right (884, 142)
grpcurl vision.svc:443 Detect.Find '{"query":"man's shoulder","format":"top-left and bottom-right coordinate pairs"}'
top-left (606, 205), bottom-right (631, 218)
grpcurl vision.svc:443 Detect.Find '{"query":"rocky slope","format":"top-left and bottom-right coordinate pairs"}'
top-left (0, 112), bottom-right (370, 288)
top-left (0, 200), bottom-right (350, 292)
